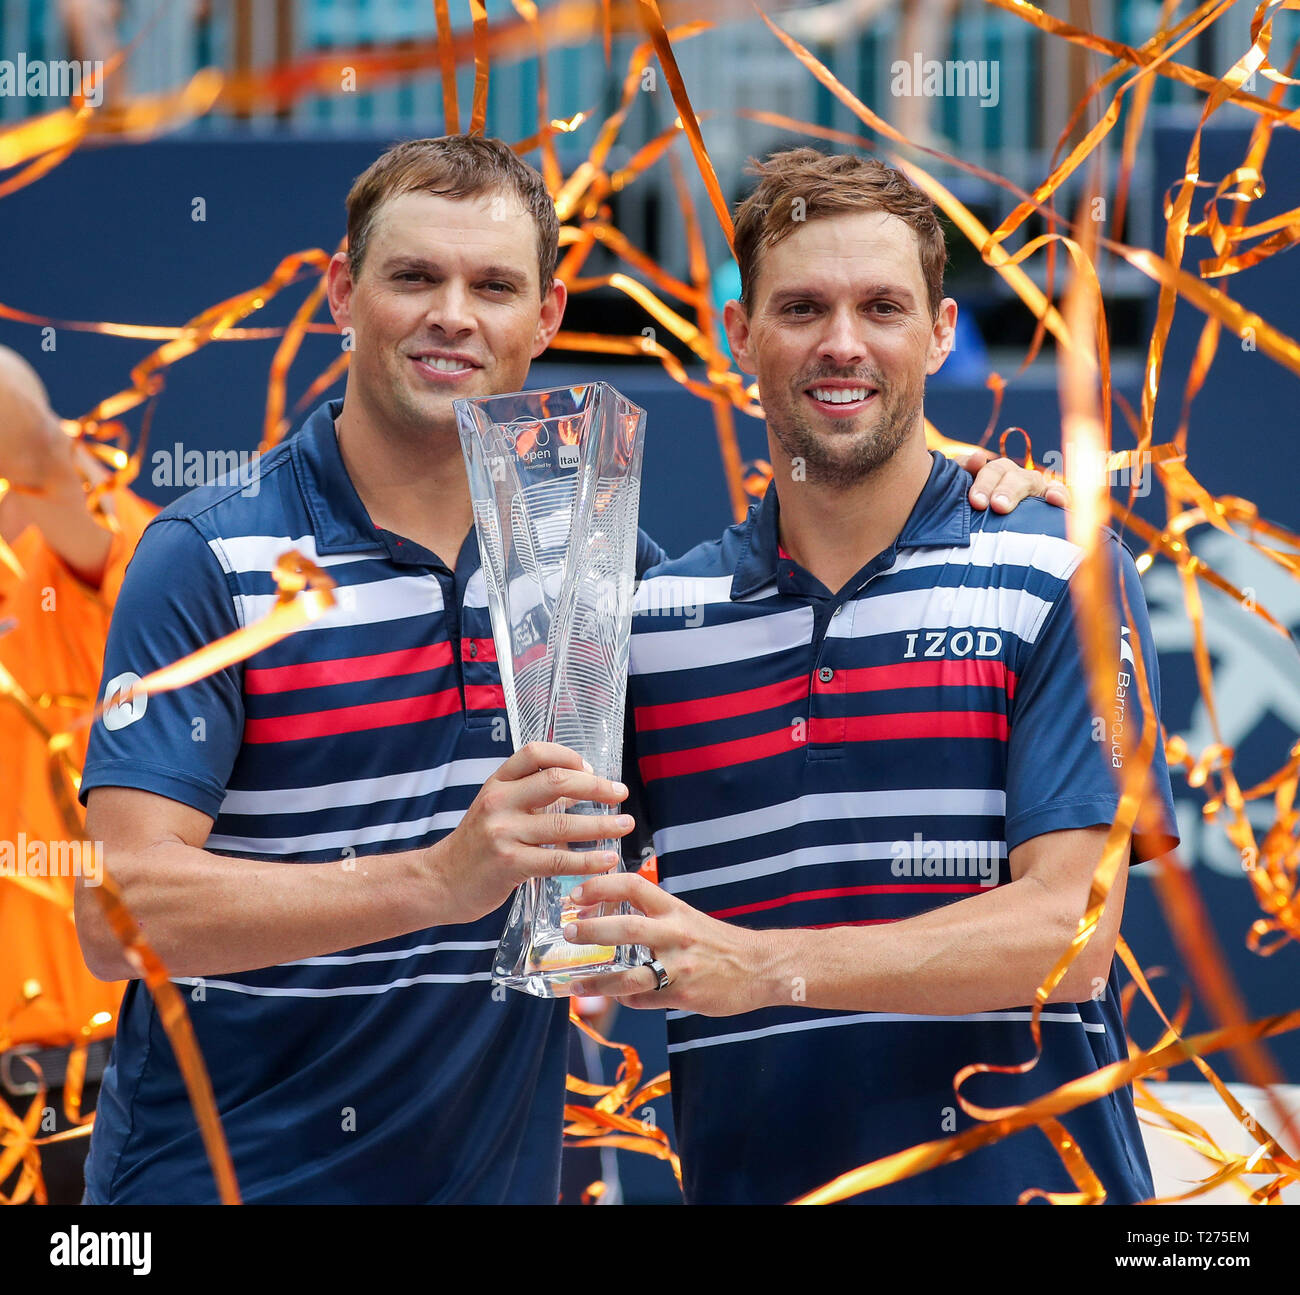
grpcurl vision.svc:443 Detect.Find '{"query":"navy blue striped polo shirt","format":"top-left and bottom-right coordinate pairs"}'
top-left (79, 398), bottom-right (665, 1204)
top-left (627, 450), bottom-right (1178, 1205)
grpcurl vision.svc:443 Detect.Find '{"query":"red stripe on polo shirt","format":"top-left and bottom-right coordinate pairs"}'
top-left (634, 674), bottom-right (806, 732)
top-left (709, 882), bottom-right (986, 920)
top-left (245, 641), bottom-right (454, 694)
top-left (465, 683), bottom-right (506, 710)
top-left (832, 659), bottom-right (1015, 696)
top-left (640, 708), bottom-right (1007, 780)
top-left (639, 726), bottom-right (796, 782)
top-left (809, 710), bottom-right (1008, 744)
top-left (633, 662), bottom-right (1015, 737)
top-left (462, 637), bottom-right (497, 663)
top-left (244, 686), bottom-right (462, 743)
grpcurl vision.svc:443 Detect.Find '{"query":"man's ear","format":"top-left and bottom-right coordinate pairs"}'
top-left (723, 299), bottom-right (755, 374)
top-left (532, 277), bottom-right (568, 357)
top-left (326, 252), bottom-right (355, 333)
top-left (925, 297), bottom-right (959, 376)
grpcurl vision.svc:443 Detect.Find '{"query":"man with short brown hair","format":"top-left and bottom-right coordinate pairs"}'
top-left (733, 147), bottom-right (948, 318)
top-left (344, 134), bottom-right (561, 291)
top-left (567, 148), bottom-right (1177, 1205)
top-left (74, 135), bottom-right (643, 1204)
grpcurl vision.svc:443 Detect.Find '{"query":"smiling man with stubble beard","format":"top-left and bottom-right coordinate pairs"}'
top-left (566, 148), bottom-right (1180, 1206)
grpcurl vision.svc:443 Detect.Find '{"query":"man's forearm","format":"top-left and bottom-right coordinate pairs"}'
top-left (78, 837), bottom-right (453, 981)
top-left (79, 745), bottom-right (633, 983)
top-left (750, 875), bottom-right (1106, 1016)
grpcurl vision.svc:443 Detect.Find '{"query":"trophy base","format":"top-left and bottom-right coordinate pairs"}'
top-left (491, 947), bottom-right (645, 999)
top-left (492, 871), bottom-right (648, 999)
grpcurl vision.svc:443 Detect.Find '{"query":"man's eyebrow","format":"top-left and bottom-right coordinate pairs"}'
top-left (769, 283), bottom-right (917, 306)
top-left (381, 254), bottom-right (440, 273)
top-left (865, 283), bottom-right (916, 305)
top-left (475, 264), bottom-right (529, 285)
top-left (379, 255), bottom-right (528, 285)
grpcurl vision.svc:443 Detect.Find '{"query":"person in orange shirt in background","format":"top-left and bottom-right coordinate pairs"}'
top-left (0, 346), bottom-right (156, 1203)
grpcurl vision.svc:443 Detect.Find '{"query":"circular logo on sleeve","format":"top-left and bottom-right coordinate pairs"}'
top-left (102, 671), bottom-right (147, 731)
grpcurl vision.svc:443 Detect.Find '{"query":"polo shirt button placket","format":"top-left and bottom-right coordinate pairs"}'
top-left (810, 656), bottom-right (847, 750)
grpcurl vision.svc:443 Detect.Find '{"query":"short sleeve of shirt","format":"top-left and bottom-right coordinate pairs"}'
top-left (79, 517), bottom-right (244, 821)
top-left (1004, 534), bottom-right (1179, 864)
top-left (98, 485), bottom-right (160, 605)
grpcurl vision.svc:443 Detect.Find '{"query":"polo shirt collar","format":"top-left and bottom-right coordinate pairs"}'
top-left (730, 449), bottom-right (972, 600)
top-left (291, 398), bottom-right (465, 571)
top-left (898, 449), bottom-right (974, 550)
top-left (730, 480), bottom-right (782, 599)
top-left (293, 400), bottom-right (383, 554)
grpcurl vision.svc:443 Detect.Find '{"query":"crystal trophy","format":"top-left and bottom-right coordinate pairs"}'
top-left (455, 383), bottom-right (650, 997)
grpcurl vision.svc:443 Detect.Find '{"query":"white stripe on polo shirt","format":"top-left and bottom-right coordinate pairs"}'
top-left (653, 788), bottom-right (1007, 860)
top-left (629, 605), bottom-right (815, 675)
top-left (633, 573), bottom-right (745, 615)
top-left (282, 939), bottom-right (498, 967)
top-left (825, 581), bottom-right (1055, 644)
top-left (664, 1009), bottom-right (1106, 1054)
top-left (208, 533), bottom-right (384, 573)
top-left (233, 570), bottom-right (443, 631)
top-left (206, 808), bottom-right (465, 855)
top-left (170, 972), bottom-right (493, 998)
top-left (890, 529), bottom-right (1083, 579)
top-left (219, 758), bottom-right (500, 817)
top-left (660, 837), bottom-right (1007, 897)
